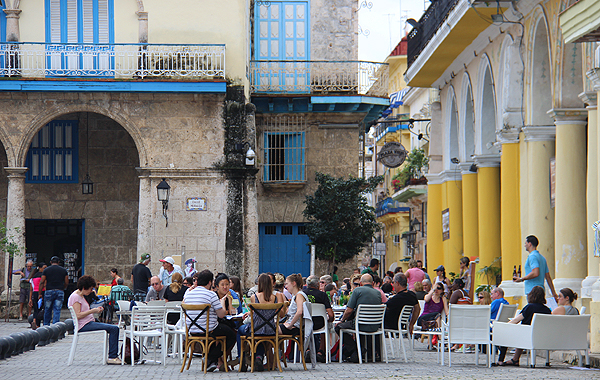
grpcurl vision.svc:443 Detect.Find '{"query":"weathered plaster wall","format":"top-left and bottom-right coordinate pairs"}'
top-left (310, 0), bottom-right (358, 60)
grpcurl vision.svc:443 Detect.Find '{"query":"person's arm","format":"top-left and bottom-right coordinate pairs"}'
top-left (340, 307), bottom-right (354, 322)
top-left (285, 293), bottom-right (304, 328)
top-left (424, 288), bottom-right (434, 302)
top-left (409, 302), bottom-right (421, 334)
top-left (29, 283), bottom-right (34, 308)
top-left (443, 296), bottom-right (449, 315)
top-left (515, 267), bottom-right (539, 282)
top-left (64, 275), bottom-right (69, 290)
top-left (326, 308), bottom-right (334, 322)
top-left (552, 306), bottom-right (566, 315)
top-left (130, 274), bottom-right (134, 285)
top-left (214, 300), bottom-right (227, 319)
top-left (449, 290), bottom-right (459, 304)
top-left (509, 313), bottom-right (524, 324)
top-left (39, 275), bottom-right (46, 292)
top-left (545, 272), bottom-right (558, 301)
top-left (72, 300), bottom-right (103, 320)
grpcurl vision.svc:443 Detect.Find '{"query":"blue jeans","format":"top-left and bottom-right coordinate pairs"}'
top-left (44, 289), bottom-right (64, 326)
top-left (80, 321), bottom-right (120, 359)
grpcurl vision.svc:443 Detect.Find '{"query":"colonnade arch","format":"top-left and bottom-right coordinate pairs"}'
top-left (477, 55), bottom-right (498, 155)
top-left (460, 74), bottom-right (475, 162)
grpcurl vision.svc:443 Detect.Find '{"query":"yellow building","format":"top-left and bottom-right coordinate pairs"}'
top-left (405, 0), bottom-right (600, 351)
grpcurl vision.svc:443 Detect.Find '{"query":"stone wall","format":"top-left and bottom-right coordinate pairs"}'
top-left (310, 0), bottom-right (358, 61)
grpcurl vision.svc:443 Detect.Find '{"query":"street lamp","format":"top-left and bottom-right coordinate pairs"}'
top-left (82, 173), bottom-right (93, 195)
top-left (157, 178), bottom-right (170, 227)
top-left (411, 217), bottom-right (421, 232)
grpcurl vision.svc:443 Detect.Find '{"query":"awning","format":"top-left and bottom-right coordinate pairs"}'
top-left (381, 88), bottom-right (410, 117)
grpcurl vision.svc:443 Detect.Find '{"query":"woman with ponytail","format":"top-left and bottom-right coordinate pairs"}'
top-left (552, 288), bottom-right (579, 315)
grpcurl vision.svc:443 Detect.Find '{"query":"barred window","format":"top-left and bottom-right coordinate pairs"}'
top-left (260, 114), bottom-right (306, 183)
top-left (26, 121), bottom-right (78, 183)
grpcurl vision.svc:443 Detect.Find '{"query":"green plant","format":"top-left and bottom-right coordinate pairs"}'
top-left (477, 256), bottom-right (502, 286)
top-left (0, 218), bottom-right (23, 259)
top-left (448, 271), bottom-right (458, 283)
top-left (474, 284), bottom-right (492, 295)
top-left (391, 148), bottom-right (429, 191)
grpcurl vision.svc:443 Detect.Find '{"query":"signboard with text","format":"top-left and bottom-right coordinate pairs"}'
top-left (186, 197), bottom-right (207, 211)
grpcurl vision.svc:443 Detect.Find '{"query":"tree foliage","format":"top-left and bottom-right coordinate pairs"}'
top-left (303, 173), bottom-right (384, 267)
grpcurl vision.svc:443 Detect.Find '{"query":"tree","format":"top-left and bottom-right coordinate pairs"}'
top-left (303, 172), bottom-right (384, 271)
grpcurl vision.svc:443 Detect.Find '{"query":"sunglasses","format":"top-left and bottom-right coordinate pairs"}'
top-left (437, 287), bottom-right (443, 290)
top-left (478, 296), bottom-right (484, 299)
top-left (151, 282), bottom-right (160, 286)
top-left (353, 283), bottom-right (360, 286)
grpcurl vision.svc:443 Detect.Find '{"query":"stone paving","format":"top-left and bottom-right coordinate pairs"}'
top-left (0, 319), bottom-right (599, 379)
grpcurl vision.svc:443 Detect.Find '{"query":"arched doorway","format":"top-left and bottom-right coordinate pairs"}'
top-left (480, 60), bottom-right (498, 154)
top-left (23, 112), bottom-right (140, 289)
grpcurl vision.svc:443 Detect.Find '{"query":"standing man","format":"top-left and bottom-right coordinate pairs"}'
top-left (361, 258), bottom-right (379, 277)
top-left (490, 287), bottom-right (509, 320)
top-left (40, 256), bottom-right (68, 325)
top-left (183, 269), bottom-right (236, 372)
top-left (158, 256), bottom-right (184, 286)
top-left (335, 274), bottom-right (382, 361)
top-left (513, 235), bottom-right (558, 301)
top-left (384, 273), bottom-right (420, 334)
top-left (14, 259), bottom-right (34, 320)
top-left (131, 253), bottom-right (152, 301)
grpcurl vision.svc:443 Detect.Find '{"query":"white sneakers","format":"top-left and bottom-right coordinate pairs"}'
top-left (107, 358), bottom-right (122, 365)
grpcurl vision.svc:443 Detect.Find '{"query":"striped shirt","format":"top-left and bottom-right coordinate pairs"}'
top-left (183, 285), bottom-right (222, 333)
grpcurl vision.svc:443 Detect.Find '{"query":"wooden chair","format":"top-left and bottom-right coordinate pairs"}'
top-left (239, 302), bottom-right (285, 372)
top-left (180, 303), bottom-right (228, 373)
top-left (278, 311), bottom-right (308, 370)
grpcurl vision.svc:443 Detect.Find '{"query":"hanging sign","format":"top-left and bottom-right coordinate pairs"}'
top-left (442, 208), bottom-right (450, 241)
top-left (377, 142), bottom-right (407, 168)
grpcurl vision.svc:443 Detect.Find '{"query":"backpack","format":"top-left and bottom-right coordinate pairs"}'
top-left (122, 337), bottom-right (140, 364)
top-left (456, 289), bottom-right (472, 305)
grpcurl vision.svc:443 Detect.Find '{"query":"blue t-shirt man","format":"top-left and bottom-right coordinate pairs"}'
top-left (490, 298), bottom-right (509, 320)
top-left (514, 235), bottom-right (557, 300)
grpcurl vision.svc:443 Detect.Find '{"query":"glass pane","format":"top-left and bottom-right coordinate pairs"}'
top-left (32, 153), bottom-right (39, 177)
top-left (297, 41), bottom-right (305, 57)
top-left (42, 153), bottom-right (50, 177)
top-left (270, 21), bottom-right (279, 38)
top-left (270, 4), bottom-right (279, 19)
top-left (286, 22), bottom-right (293, 38)
top-left (260, 21), bottom-right (268, 38)
top-left (31, 134), bottom-right (39, 148)
top-left (285, 4), bottom-right (293, 19)
top-left (297, 4), bottom-right (305, 19)
top-left (285, 41), bottom-right (294, 58)
top-left (260, 40), bottom-right (268, 57)
top-left (42, 126), bottom-right (49, 148)
top-left (65, 153), bottom-right (72, 177)
top-left (260, 4), bottom-right (268, 19)
top-left (296, 21), bottom-right (305, 38)
top-left (65, 124), bottom-right (72, 148)
top-left (271, 40), bottom-right (279, 57)
top-left (55, 153), bottom-right (63, 177)
top-left (55, 125), bottom-right (63, 148)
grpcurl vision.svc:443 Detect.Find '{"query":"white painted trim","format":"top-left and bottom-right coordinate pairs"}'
top-left (521, 125), bottom-right (556, 142)
top-left (473, 154), bottom-right (501, 167)
top-left (402, 87), bottom-right (426, 106)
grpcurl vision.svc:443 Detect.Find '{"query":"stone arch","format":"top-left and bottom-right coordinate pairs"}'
top-left (0, 124), bottom-right (17, 167)
top-left (17, 103), bottom-right (148, 168)
top-left (499, 33), bottom-right (524, 130)
top-left (528, 10), bottom-right (554, 126)
top-left (476, 54), bottom-right (498, 155)
top-left (459, 72), bottom-right (475, 162)
top-left (445, 85), bottom-right (459, 168)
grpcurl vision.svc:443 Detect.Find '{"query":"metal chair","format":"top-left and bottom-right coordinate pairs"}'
top-left (339, 304), bottom-right (388, 364)
top-left (240, 302), bottom-right (285, 372)
top-left (384, 305), bottom-right (414, 362)
top-left (121, 306), bottom-right (166, 366)
top-left (180, 303), bottom-right (228, 373)
top-left (67, 306), bottom-right (108, 365)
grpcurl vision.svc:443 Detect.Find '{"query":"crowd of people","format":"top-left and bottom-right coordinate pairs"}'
top-left (14, 234), bottom-right (584, 370)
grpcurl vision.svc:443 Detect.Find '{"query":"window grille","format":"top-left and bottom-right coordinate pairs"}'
top-left (26, 121), bottom-right (78, 183)
top-left (298, 225), bottom-right (307, 235)
top-left (281, 225), bottom-right (293, 235)
top-left (260, 114), bottom-right (306, 183)
top-left (265, 225), bottom-right (277, 234)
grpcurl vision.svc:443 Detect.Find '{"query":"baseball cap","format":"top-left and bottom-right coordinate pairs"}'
top-left (159, 256), bottom-right (175, 265)
top-left (435, 265), bottom-right (445, 271)
top-left (139, 253), bottom-right (151, 263)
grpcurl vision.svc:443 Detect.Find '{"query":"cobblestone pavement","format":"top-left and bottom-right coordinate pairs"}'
top-left (1, 320), bottom-right (599, 379)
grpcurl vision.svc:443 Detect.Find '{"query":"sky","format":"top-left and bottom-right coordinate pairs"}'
top-left (358, 0), bottom-right (430, 62)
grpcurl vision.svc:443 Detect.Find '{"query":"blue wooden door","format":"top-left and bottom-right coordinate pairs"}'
top-left (259, 223), bottom-right (310, 277)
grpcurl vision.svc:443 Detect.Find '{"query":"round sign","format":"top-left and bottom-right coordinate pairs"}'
top-left (377, 142), bottom-right (407, 168)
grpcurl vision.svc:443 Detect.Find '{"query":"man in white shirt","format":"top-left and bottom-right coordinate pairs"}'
top-left (183, 269), bottom-right (235, 372)
top-left (158, 256), bottom-right (184, 286)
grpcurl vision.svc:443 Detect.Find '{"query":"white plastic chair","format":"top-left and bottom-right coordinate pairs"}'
top-left (445, 305), bottom-right (492, 368)
top-left (580, 306), bottom-right (587, 315)
top-left (308, 303), bottom-right (332, 363)
top-left (493, 304), bottom-right (517, 324)
top-left (384, 305), bottom-right (414, 362)
top-left (116, 300), bottom-right (131, 329)
top-left (67, 305), bottom-right (108, 365)
top-left (164, 303), bottom-right (185, 362)
top-left (121, 306), bottom-right (166, 366)
top-left (339, 304), bottom-right (388, 364)
top-left (147, 300), bottom-right (166, 306)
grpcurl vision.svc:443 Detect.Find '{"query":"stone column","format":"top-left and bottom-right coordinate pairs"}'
top-left (136, 11), bottom-right (149, 43)
top-left (136, 170), bottom-right (153, 264)
top-left (579, 92), bottom-right (600, 299)
top-left (244, 178), bottom-right (259, 289)
top-left (3, 9), bottom-right (22, 42)
top-left (3, 167), bottom-right (27, 293)
top-left (498, 130), bottom-right (523, 300)
top-left (460, 164), bottom-right (478, 260)
top-left (441, 170), bottom-right (463, 276)
top-left (548, 109), bottom-right (588, 296)
top-left (425, 173), bottom-right (444, 280)
top-left (473, 155), bottom-right (501, 290)
top-left (522, 126), bottom-right (556, 279)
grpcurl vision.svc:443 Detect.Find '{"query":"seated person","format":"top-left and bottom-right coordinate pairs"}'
top-left (145, 276), bottom-right (166, 302)
top-left (490, 287), bottom-right (509, 320)
top-left (414, 281), bottom-right (427, 300)
top-left (448, 278), bottom-right (470, 304)
top-left (109, 278), bottom-right (133, 309)
top-left (417, 282), bottom-right (448, 329)
top-left (384, 273), bottom-right (420, 334)
top-left (552, 288), bottom-right (579, 315)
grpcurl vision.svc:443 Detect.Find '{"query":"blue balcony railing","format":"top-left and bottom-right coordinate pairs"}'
top-left (375, 197), bottom-right (405, 218)
top-left (407, 0), bottom-right (460, 69)
top-left (250, 60), bottom-right (388, 97)
top-left (0, 42), bottom-right (226, 79)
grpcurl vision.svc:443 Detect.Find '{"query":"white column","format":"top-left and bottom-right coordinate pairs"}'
top-left (4, 167), bottom-right (27, 292)
top-left (136, 170), bottom-right (153, 268)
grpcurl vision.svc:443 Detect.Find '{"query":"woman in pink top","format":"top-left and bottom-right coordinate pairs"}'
top-left (68, 275), bottom-right (121, 364)
top-left (405, 259), bottom-right (425, 291)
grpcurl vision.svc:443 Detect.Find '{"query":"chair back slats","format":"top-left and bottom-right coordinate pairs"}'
top-left (398, 305), bottom-right (414, 331)
top-left (495, 304), bottom-right (517, 322)
top-left (131, 306), bottom-right (166, 331)
top-left (181, 303), bottom-right (210, 337)
top-left (355, 304), bottom-right (386, 329)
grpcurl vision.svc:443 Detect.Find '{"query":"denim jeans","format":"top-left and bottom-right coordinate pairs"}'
top-left (44, 289), bottom-right (64, 326)
top-left (79, 321), bottom-right (120, 359)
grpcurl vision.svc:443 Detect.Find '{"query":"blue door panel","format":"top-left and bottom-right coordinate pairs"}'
top-left (259, 223), bottom-right (310, 277)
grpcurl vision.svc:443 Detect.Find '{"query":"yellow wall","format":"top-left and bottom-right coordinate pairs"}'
top-left (500, 143), bottom-right (521, 281)
top-left (476, 167), bottom-right (501, 288)
top-left (461, 173), bottom-right (479, 260)
top-left (441, 180), bottom-right (463, 276)
top-left (427, 183), bottom-right (443, 278)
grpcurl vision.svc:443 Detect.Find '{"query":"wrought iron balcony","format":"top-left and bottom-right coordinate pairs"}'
top-left (407, 0), bottom-right (460, 68)
top-left (250, 60), bottom-right (389, 97)
top-left (0, 42), bottom-right (225, 79)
